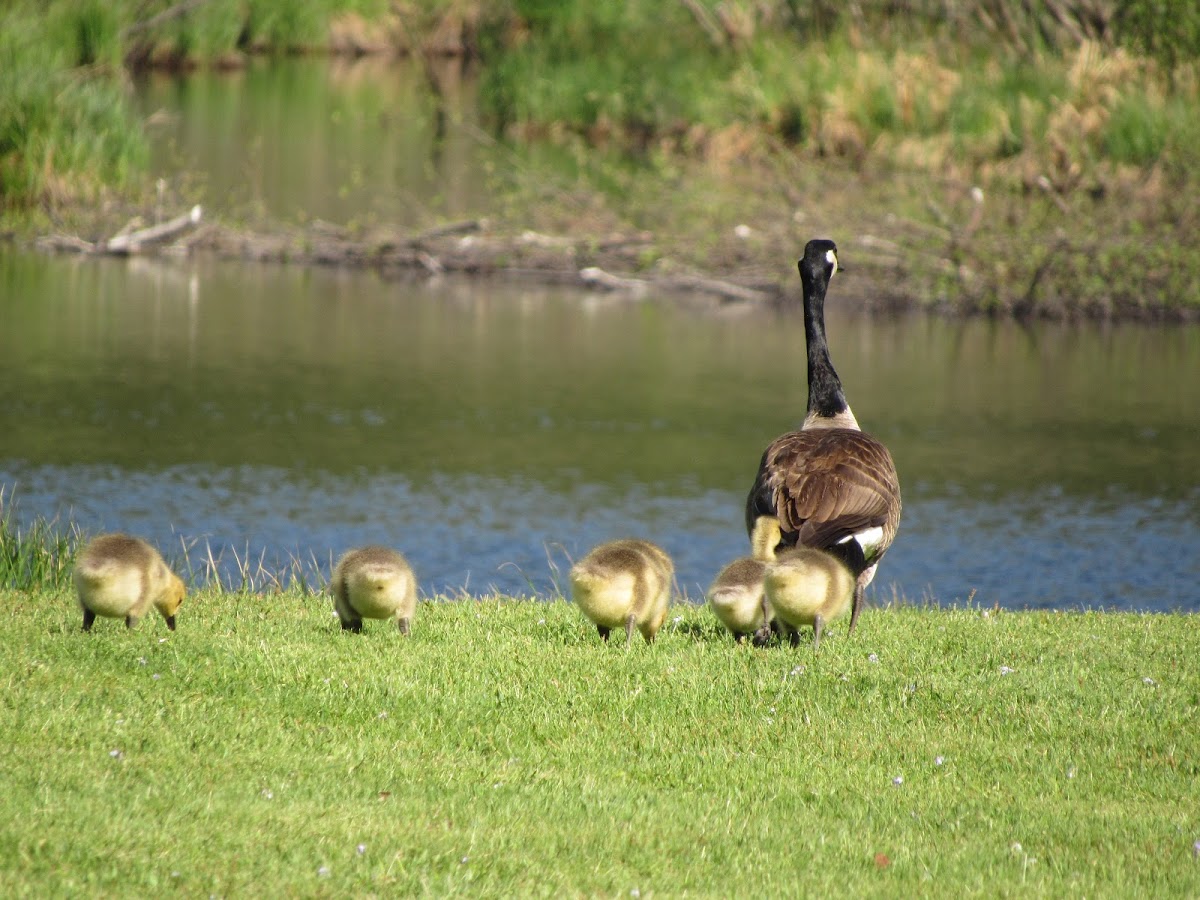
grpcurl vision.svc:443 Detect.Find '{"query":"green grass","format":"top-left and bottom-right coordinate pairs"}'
top-left (2, 589), bottom-right (1197, 896)
top-left (0, 489), bottom-right (82, 593)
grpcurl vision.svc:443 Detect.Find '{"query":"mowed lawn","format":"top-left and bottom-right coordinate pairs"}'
top-left (1, 588), bottom-right (1197, 897)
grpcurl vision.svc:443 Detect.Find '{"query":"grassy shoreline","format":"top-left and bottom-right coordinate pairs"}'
top-left (3, 2), bottom-right (1199, 319)
top-left (2, 588), bottom-right (1197, 895)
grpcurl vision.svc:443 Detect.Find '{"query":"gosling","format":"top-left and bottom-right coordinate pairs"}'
top-left (706, 516), bottom-right (782, 643)
top-left (73, 533), bottom-right (186, 632)
top-left (762, 546), bottom-right (855, 649)
top-left (569, 538), bottom-right (673, 644)
top-left (331, 546), bottom-right (418, 634)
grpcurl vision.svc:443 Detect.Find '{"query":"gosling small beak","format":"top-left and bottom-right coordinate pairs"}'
top-left (165, 615), bottom-right (177, 631)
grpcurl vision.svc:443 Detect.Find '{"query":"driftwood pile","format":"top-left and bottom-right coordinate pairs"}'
top-left (36, 207), bottom-right (782, 305)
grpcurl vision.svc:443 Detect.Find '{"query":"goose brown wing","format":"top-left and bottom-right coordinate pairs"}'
top-left (745, 429), bottom-right (900, 555)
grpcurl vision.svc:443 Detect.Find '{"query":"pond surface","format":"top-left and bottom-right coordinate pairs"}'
top-left (3, 250), bottom-right (1198, 611)
top-left (3, 59), bottom-right (1199, 612)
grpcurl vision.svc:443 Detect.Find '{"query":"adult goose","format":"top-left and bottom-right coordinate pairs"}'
top-left (744, 239), bottom-right (901, 635)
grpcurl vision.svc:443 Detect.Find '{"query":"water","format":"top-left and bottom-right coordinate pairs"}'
top-left (3, 59), bottom-right (1199, 610)
top-left (3, 250), bottom-right (1198, 610)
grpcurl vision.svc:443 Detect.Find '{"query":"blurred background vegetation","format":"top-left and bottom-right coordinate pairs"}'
top-left (1, 1), bottom-right (1197, 315)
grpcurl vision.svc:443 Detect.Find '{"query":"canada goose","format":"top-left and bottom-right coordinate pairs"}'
top-left (73, 533), bottom-right (186, 632)
top-left (331, 546), bottom-right (418, 634)
top-left (762, 546), bottom-right (856, 649)
top-left (745, 239), bottom-right (901, 636)
top-left (569, 538), bottom-right (673, 644)
top-left (706, 515), bottom-right (782, 642)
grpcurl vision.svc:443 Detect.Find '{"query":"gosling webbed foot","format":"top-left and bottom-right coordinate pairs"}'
top-left (597, 625), bottom-right (611, 642)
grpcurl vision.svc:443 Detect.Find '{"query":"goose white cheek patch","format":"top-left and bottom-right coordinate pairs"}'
top-left (826, 249), bottom-right (838, 275)
top-left (840, 526), bottom-right (884, 556)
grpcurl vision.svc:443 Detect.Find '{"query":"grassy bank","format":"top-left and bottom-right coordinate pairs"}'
top-left (3, 1), bottom-right (1198, 317)
top-left (1, 587), bottom-right (1197, 895)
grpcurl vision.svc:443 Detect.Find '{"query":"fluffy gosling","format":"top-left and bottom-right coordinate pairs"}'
top-left (569, 538), bottom-right (673, 644)
top-left (73, 533), bottom-right (186, 632)
top-left (706, 515), bottom-right (782, 643)
top-left (762, 546), bottom-right (855, 649)
top-left (331, 546), bottom-right (418, 634)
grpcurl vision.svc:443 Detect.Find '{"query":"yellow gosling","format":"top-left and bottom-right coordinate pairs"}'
top-left (73, 533), bottom-right (186, 632)
top-left (331, 546), bottom-right (418, 634)
top-left (763, 546), bottom-right (855, 649)
top-left (569, 538), bottom-right (673, 644)
top-left (706, 516), bottom-right (782, 643)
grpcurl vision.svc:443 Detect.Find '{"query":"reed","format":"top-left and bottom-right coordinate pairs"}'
top-left (0, 487), bottom-right (84, 591)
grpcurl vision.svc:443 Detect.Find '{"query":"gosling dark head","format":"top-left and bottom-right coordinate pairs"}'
top-left (798, 239), bottom-right (839, 288)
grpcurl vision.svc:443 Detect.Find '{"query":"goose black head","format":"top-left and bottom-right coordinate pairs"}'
top-left (798, 239), bottom-right (839, 288)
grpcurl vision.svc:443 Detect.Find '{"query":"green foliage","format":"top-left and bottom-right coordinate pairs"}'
top-left (0, 489), bottom-right (82, 591)
top-left (1, 593), bottom-right (1197, 894)
top-left (1104, 93), bottom-right (1168, 166)
top-left (1114, 0), bottom-right (1200, 70)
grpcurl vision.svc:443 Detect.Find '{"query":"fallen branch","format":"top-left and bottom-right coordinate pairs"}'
top-left (102, 205), bottom-right (203, 255)
top-left (579, 267), bottom-right (649, 296)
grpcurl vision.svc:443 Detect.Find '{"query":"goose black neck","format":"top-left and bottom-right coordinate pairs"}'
top-left (802, 267), bottom-right (850, 420)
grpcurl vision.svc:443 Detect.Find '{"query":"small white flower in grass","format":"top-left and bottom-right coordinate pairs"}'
top-left (1143, 676), bottom-right (1156, 686)
top-left (158, 638), bottom-right (168, 644)
top-left (630, 890), bottom-right (641, 899)
top-left (460, 856), bottom-right (469, 865)
top-left (791, 665), bottom-right (806, 677)
top-left (260, 789), bottom-right (274, 800)
top-left (152, 673), bottom-right (161, 681)
top-left (1010, 842), bottom-right (1023, 854)
top-left (377, 711), bottom-right (388, 719)
top-left (999, 666), bottom-right (1015, 676)
top-left (1067, 767), bottom-right (1077, 779)
top-left (109, 749), bottom-right (123, 759)
top-left (356, 844), bottom-right (366, 856)
top-left (318, 866), bottom-right (330, 878)
top-left (171, 872), bottom-right (180, 879)
top-left (868, 653), bottom-right (880, 664)
top-left (892, 775), bottom-right (903, 786)
top-left (137, 657), bottom-right (147, 666)
top-left (935, 756), bottom-right (945, 766)
top-left (537, 619), bottom-right (546, 625)
top-left (981, 610), bottom-right (990, 619)
top-left (1193, 839), bottom-right (1200, 859)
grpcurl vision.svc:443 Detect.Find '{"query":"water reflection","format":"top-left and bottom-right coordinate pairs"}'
top-left (2, 251), bottom-right (1198, 610)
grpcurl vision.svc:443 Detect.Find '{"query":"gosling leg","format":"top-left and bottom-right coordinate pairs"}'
top-left (625, 614), bottom-right (636, 646)
top-left (397, 617), bottom-right (411, 636)
top-left (81, 609), bottom-right (96, 632)
top-left (341, 619), bottom-right (363, 634)
top-left (124, 614), bottom-right (137, 630)
top-left (813, 615), bottom-right (824, 650)
top-left (164, 615), bottom-right (177, 631)
top-left (597, 625), bottom-right (611, 642)
top-left (788, 627), bottom-right (800, 649)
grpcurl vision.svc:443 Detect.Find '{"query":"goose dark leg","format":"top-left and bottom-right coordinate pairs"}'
top-left (788, 628), bottom-right (800, 648)
top-left (341, 618), bottom-right (363, 633)
top-left (597, 624), bottom-right (611, 642)
top-left (848, 582), bottom-right (865, 636)
top-left (124, 615), bottom-right (137, 630)
top-left (82, 609), bottom-right (96, 632)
